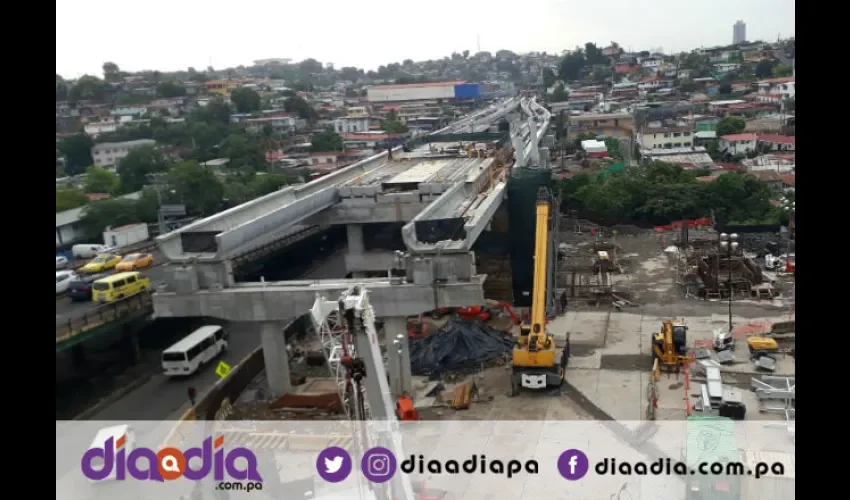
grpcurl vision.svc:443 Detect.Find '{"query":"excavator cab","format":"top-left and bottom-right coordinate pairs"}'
top-left (652, 319), bottom-right (690, 370)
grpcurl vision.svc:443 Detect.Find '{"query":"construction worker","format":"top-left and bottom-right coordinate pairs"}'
top-left (188, 386), bottom-right (197, 406)
top-left (560, 292), bottom-right (568, 314)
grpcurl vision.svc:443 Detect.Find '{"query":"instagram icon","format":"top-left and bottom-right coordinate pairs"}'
top-left (361, 447), bottom-right (397, 483)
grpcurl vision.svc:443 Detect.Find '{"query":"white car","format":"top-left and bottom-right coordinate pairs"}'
top-left (56, 256), bottom-right (69, 269)
top-left (56, 270), bottom-right (77, 295)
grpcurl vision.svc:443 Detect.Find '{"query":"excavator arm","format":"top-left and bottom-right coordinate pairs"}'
top-left (524, 188), bottom-right (552, 350)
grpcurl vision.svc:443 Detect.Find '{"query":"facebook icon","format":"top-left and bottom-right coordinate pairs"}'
top-left (557, 449), bottom-right (590, 480)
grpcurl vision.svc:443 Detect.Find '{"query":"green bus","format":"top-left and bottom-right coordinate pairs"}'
top-left (686, 416), bottom-right (740, 500)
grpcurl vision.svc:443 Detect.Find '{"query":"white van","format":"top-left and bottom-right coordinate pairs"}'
top-left (72, 244), bottom-right (111, 259)
top-left (162, 325), bottom-right (229, 376)
top-left (88, 424), bottom-right (135, 482)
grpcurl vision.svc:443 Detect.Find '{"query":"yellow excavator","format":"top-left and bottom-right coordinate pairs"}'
top-left (511, 188), bottom-right (569, 396)
top-left (652, 319), bottom-right (690, 371)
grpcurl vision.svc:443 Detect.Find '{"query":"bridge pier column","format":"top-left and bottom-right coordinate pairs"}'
top-left (260, 321), bottom-right (292, 397)
top-left (71, 344), bottom-right (87, 370)
top-left (383, 316), bottom-right (412, 397)
top-left (346, 224), bottom-right (367, 278)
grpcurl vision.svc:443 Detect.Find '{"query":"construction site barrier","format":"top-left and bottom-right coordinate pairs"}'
top-left (653, 217), bottom-right (713, 233)
top-left (56, 292), bottom-right (153, 344)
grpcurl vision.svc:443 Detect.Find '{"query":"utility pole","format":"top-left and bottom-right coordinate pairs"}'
top-left (147, 173), bottom-right (170, 237)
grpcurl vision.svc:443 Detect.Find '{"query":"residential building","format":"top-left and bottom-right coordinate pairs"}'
top-left (637, 125), bottom-right (694, 149)
top-left (91, 139), bottom-right (156, 168)
top-left (307, 152), bottom-right (342, 171)
top-left (733, 20), bottom-right (747, 44)
top-left (639, 57), bottom-right (662, 70)
top-left (743, 154), bottom-right (794, 173)
top-left (204, 80), bottom-right (239, 96)
top-left (84, 120), bottom-right (119, 136)
top-left (602, 45), bottom-right (621, 57)
top-left (713, 63), bottom-right (742, 74)
top-left (334, 117), bottom-right (371, 134)
top-left (347, 106), bottom-right (371, 118)
top-left (640, 147), bottom-right (714, 168)
top-left (569, 113), bottom-right (633, 139)
top-left (718, 133), bottom-right (758, 155)
top-left (757, 134), bottom-right (795, 152)
top-left (756, 77), bottom-right (795, 99)
top-left (244, 116), bottom-right (296, 136)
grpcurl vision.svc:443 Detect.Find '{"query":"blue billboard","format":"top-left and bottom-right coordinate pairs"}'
top-left (454, 83), bottom-right (481, 99)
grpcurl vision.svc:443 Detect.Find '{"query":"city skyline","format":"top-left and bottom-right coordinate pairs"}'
top-left (56, 0), bottom-right (794, 79)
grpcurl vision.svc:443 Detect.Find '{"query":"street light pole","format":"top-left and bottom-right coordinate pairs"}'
top-left (719, 232), bottom-right (739, 333)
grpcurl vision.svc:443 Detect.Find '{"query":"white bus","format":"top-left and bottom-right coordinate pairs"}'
top-left (162, 325), bottom-right (229, 377)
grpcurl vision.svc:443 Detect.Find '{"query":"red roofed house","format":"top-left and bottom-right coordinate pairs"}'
top-left (308, 152), bottom-right (342, 171)
top-left (757, 134), bottom-right (795, 152)
top-left (756, 76), bottom-right (795, 99)
top-left (779, 174), bottom-right (795, 192)
top-left (718, 133), bottom-right (758, 156)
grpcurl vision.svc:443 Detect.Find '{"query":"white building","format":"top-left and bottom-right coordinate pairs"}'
top-left (244, 116), bottom-right (296, 136)
top-left (91, 139), bottom-right (156, 168)
top-left (718, 133), bottom-right (758, 156)
top-left (334, 117), bottom-right (371, 134)
top-left (713, 63), bottom-right (742, 74)
top-left (638, 125), bottom-right (695, 150)
top-left (757, 78), bottom-right (795, 99)
top-left (367, 81), bottom-right (463, 103)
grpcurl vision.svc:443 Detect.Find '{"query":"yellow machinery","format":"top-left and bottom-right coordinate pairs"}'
top-left (652, 319), bottom-right (690, 370)
top-left (747, 337), bottom-right (779, 357)
top-left (511, 188), bottom-right (569, 396)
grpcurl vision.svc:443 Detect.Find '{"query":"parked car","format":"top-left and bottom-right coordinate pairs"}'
top-left (56, 256), bottom-right (69, 270)
top-left (79, 254), bottom-right (121, 274)
top-left (56, 270), bottom-right (78, 295)
top-left (115, 253), bottom-right (154, 272)
top-left (67, 273), bottom-right (110, 302)
top-left (72, 244), bottom-right (111, 259)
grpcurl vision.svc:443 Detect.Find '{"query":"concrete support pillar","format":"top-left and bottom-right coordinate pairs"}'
top-left (347, 224), bottom-right (367, 278)
top-left (260, 322), bottom-right (292, 397)
top-left (528, 117), bottom-right (540, 165)
top-left (383, 317), bottom-right (412, 397)
top-left (71, 344), bottom-right (87, 370)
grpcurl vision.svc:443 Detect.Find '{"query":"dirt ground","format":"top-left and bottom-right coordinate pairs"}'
top-left (411, 224), bottom-right (795, 423)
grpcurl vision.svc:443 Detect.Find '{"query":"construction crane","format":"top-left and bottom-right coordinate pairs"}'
top-left (652, 319), bottom-right (690, 371)
top-left (511, 187), bottom-right (569, 396)
top-left (311, 286), bottom-right (416, 500)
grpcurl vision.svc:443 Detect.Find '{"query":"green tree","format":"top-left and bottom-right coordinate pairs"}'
top-left (283, 96), bottom-right (315, 120)
top-left (79, 198), bottom-right (142, 236)
top-left (56, 188), bottom-right (89, 213)
top-left (58, 134), bottom-right (95, 175)
top-left (542, 68), bottom-right (557, 89)
top-left (56, 74), bottom-right (68, 101)
top-left (754, 59), bottom-right (777, 79)
top-left (156, 81), bottom-right (187, 98)
top-left (715, 116), bottom-right (747, 137)
top-left (219, 134), bottom-right (266, 170)
top-left (230, 87), bottom-right (262, 113)
top-left (784, 98), bottom-right (795, 112)
top-left (190, 98), bottom-right (231, 126)
top-left (551, 83), bottom-right (569, 102)
top-left (718, 83), bottom-right (732, 95)
top-left (102, 62), bottom-right (122, 82)
top-left (381, 119), bottom-right (406, 134)
top-left (168, 161), bottom-right (224, 215)
top-left (116, 146), bottom-right (171, 192)
top-left (772, 64), bottom-right (793, 77)
top-left (559, 50), bottom-right (586, 81)
top-left (84, 166), bottom-right (120, 194)
top-left (310, 130), bottom-right (343, 152)
top-left (68, 75), bottom-right (110, 102)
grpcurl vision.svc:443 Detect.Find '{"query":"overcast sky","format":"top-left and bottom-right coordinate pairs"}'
top-left (56, 0), bottom-right (795, 79)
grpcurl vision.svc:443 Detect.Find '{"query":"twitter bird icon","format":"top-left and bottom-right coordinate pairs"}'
top-left (325, 456), bottom-right (343, 473)
top-left (317, 447), bottom-right (352, 482)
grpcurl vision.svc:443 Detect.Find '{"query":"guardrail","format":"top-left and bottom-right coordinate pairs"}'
top-left (56, 291), bottom-right (153, 344)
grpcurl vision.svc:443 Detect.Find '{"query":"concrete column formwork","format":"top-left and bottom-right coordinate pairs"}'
top-left (383, 317), bottom-right (412, 396)
top-left (260, 321), bottom-right (293, 396)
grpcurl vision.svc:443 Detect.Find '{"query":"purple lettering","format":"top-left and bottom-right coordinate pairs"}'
top-left (80, 437), bottom-right (113, 481)
top-left (116, 448), bottom-right (126, 480)
top-left (225, 448), bottom-right (263, 482)
top-left (184, 437), bottom-right (213, 481)
top-left (213, 446), bottom-right (225, 481)
top-left (127, 448), bottom-right (163, 481)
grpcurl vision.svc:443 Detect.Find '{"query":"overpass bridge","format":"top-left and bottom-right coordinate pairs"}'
top-left (152, 96), bottom-right (553, 397)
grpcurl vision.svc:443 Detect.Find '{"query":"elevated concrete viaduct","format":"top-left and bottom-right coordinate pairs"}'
top-left (152, 96), bottom-right (551, 398)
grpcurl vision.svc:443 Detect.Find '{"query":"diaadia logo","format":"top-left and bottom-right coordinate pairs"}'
top-left (80, 435), bottom-right (263, 482)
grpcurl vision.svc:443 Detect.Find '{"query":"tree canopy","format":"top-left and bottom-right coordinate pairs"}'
top-left (230, 87), bottom-right (262, 113)
top-left (715, 116), bottom-right (746, 137)
top-left (57, 134), bottom-right (95, 176)
top-left (311, 130), bottom-right (344, 152)
top-left (557, 162), bottom-right (779, 226)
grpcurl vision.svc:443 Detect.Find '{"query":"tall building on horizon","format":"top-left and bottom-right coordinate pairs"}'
top-left (733, 20), bottom-right (747, 44)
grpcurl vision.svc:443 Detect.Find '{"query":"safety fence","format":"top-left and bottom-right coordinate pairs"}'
top-left (653, 217), bottom-right (713, 233)
top-left (56, 292), bottom-right (153, 345)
